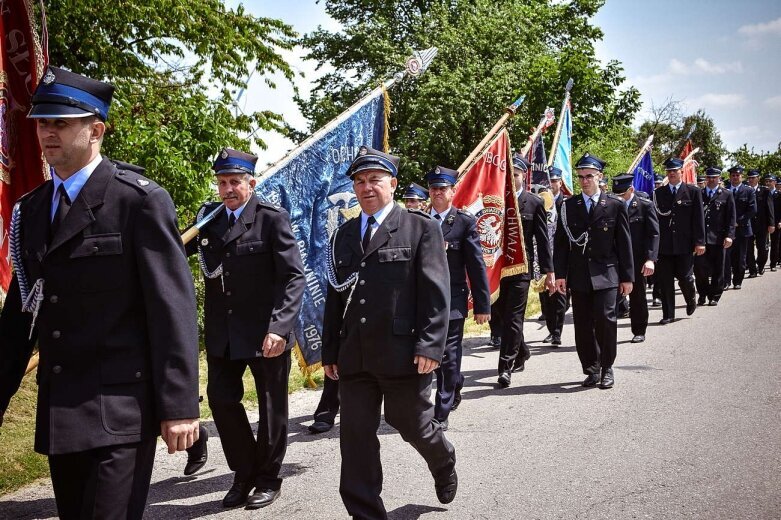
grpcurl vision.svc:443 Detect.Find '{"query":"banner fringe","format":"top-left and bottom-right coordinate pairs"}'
top-left (292, 343), bottom-right (321, 389)
top-left (382, 85), bottom-right (391, 153)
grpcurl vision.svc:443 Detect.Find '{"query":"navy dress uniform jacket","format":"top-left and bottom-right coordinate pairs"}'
top-left (554, 192), bottom-right (634, 291)
top-left (702, 188), bottom-right (736, 244)
top-left (440, 208), bottom-right (490, 318)
top-left (185, 194), bottom-right (305, 359)
top-left (517, 190), bottom-right (554, 280)
top-left (752, 185), bottom-right (775, 233)
top-left (0, 158), bottom-right (200, 455)
top-left (322, 204), bottom-right (450, 376)
top-left (654, 183), bottom-right (706, 255)
top-left (627, 195), bottom-right (660, 267)
top-left (729, 184), bottom-right (757, 237)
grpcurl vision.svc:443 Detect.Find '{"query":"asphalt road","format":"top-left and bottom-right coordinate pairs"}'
top-left (2, 275), bottom-right (780, 519)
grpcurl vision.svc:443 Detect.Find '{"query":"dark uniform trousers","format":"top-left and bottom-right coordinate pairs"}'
top-left (539, 289), bottom-right (568, 337)
top-left (654, 183), bottom-right (705, 320)
top-left (0, 159), bottom-right (200, 520)
top-left (433, 207), bottom-right (490, 423)
top-left (747, 186), bottom-right (774, 275)
top-left (312, 375), bottom-right (340, 426)
top-left (620, 196), bottom-right (659, 337)
top-left (724, 184), bottom-right (757, 286)
top-left (695, 188), bottom-right (736, 302)
top-left (322, 205), bottom-right (455, 520)
top-left (554, 192), bottom-right (634, 375)
top-left (770, 190), bottom-right (781, 268)
top-left (187, 194), bottom-right (305, 491)
top-left (497, 190), bottom-right (552, 375)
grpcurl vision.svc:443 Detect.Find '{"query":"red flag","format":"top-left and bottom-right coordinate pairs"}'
top-left (679, 140), bottom-right (697, 185)
top-left (0, 0), bottom-right (48, 295)
top-left (453, 129), bottom-right (527, 306)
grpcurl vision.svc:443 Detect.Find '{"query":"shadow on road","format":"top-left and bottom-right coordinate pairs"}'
top-left (388, 503), bottom-right (447, 519)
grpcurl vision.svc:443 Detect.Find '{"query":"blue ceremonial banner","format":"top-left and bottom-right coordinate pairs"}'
top-left (529, 134), bottom-right (549, 186)
top-left (552, 101), bottom-right (573, 193)
top-left (632, 149), bottom-right (655, 196)
top-left (256, 92), bottom-right (387, 368)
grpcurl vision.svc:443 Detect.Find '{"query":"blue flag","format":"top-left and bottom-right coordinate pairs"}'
top-left (529, 134), bottom-right (549, 186)
top-left (552, 101), bottom-right (573, 193)
top-left (632, 149), bottom-right (654, 196)
top-left (256, 92), bottom-right (387, 368)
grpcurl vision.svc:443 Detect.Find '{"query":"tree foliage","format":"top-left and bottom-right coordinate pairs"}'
top-left (40, 0), bottom-right (296, 222)
top-left (728, 143), bottom-right (781, 174)
top-left (297, 0), bottom-right (640, 187)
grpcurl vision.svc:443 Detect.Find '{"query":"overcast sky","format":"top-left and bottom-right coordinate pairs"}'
top-left (226, 0), bottom-right (781, 167)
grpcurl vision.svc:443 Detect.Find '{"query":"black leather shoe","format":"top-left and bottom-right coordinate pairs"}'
top-left (697, 297), bottom-right (706, 306)
top-left (222, 479), bottom-right (254, 508)
top-left (651, 298), bottom-right (662, 307)
top-left (246, 488), bottom-right (280, 510)
top-left (686, 298), bottom-right (697, 316)
top-left (489, 336), bottom-right (501, 349)
top-left (734, 284), bottom-right (742, 290)
top-left (497, 371), bottom-right (511, 388)
top-left (599, 368), bottom-right (615, 389)
top-left (748, 273), bottom-right (757, 278)
top-left (435, 469), bottom-right (458, 504)
top-left (771, 267), bottom-right (777, 272)
top-left (437, 419), bottom-right (449, 431)
top-left (708, 300), bottom-right (718, 306)
top-left (631, 335), bottom-right (645, 343)
top-left (452, 388), bottom-right (462, 410)
top-left (183, 427), bottom-right (208, 476)
top-left (582, 373), bottom-right (600, 387)
top-left (659, 318), bottom-right (673, 325)
top-left (542, 334), bottom-right (554, 343)
top-left (308, 421), bottom-right (333, 434)
top-left (551, 335), bottom-right (562, 346)
top-left (512, 353), bottom-right (530, 373)
top-left (758, 270), bottom-right (765, 276)
top-left (537, 314), bottom-right (546, 321)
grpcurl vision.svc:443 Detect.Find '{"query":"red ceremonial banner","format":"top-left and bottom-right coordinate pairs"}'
top-left (0, 0), bottom-right (48, 295)
top-left (680, 140), bottom-right (697, 185)
top-left (453, 129), bottom-right (527, 306)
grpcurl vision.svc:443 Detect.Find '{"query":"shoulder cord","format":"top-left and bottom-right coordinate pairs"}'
top-left (196, 205), bottom-right (224, 280)
top-left (325, 225), bottom-right (360, 319)
top-left (559, 200), bottom-right (589, 254)
top-left (653, 189), bottom-right (672, 217)
top-left (10, 202), bottom-right (45, 338)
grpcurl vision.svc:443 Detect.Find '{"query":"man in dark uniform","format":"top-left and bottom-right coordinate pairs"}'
top-left (539, 167), bottom-right (569, 346)
top-left (696, 174), bottom-right (706, 189)
top-left (0, 67), bottom-right (200, 519)
top-left (426, 166), bottom-right (490, 427)
top-left (185, 148), bottom-right (305, 509)
top-left (766, 174), bottom-right (781, 271)
top-left (402, 182), bottom-right (429, 210)
top-left (723, 165), bottom-right (756, 289)
top-left (495, 154), bottom-right (554, 388)
top-left (694, 167), bottom-right (736, 306)
top-left (322, 146), bottom-right (457, 519)
top-left (653, 157), bottom-right (706, 324)
top-left (746, 169), bottom-right (775, 277)
top-left (553, 153), bottom-right (633, 388)
top-left (648, 173), bottom-right (665, 307)
top-left (611, 175), bottom-right (659, 343)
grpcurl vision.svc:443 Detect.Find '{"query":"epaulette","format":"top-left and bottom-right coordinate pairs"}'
top-left (257, 200), bottom-right (283, 212)
top-left (114, 162), bottom-right (159, 194)
top-left (407, 208), bottom-right (432, 219)
top-left (606, 193), bottom-right (623, 202)
top-left (16, 180), bottom-right (50, 203)
top-left (456, 208), bottom-right (476, 220)
top-left (111, 159), bottom-right (145, 175)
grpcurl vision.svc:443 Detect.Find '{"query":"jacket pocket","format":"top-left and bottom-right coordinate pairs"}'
top-left (392, 318), bottom-right (416, 336)
top-left (236, 239), bottom-right (267, 255)
top-left (378, 247), bottom-right (412, 262)
top-left (70, 233), bottom-right (122, 258)
top-left (100, 359), bottom-right (149, 435)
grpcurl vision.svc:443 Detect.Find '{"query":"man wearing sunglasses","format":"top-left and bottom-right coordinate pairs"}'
top-left (553, 154), bottom-right (633, 389)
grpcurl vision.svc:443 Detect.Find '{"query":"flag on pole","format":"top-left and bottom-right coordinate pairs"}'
top-left (632, 149), bottom-right (655, 196)
top-left (527, 134), bottom-right (549, 187)
top-left (453, 129), bottom-right (527, 306)
top-left (0, 0), bottom-right (49, 298)
top-left (679, 139), bottom-right (697, 185)
top-left (255, 90), bottom-right (388, 369)
top-left (552, 100), bottom-right (573, 194)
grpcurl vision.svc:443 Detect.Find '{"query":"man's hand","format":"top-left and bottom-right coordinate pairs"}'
top-left (619, 282), bottom-right (633, 296)
top-left (324, 364), bottom-right (339, 380)
top-left (414, 355), bottom-right (440, 374)
top-left (474, 314), bottom-right (490, 325)
top-left (641, 260), bottom-right (655, 277)
top-left (553, 278), bottom-right (567, 295)
top-left (724, 237), bottom-right (733, 249)
top-left (262, 333), bottom-right (286, 358)
top-left (544, 272), bottom-right (556, 293)
top-left (161, 419), bottom-right (199, 454)
top-left (694, 245), bottom-right (706, 256)
top-left (769, 225), bottom-right (775, 235)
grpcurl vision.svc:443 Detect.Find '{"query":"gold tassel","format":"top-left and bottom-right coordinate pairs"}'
top-left (382, 84), bottom-right (391, 153)
top-left (292, 343), bottom-right (320, 389)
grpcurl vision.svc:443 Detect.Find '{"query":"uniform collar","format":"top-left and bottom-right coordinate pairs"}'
top-left (51, 153), bottom-right (102, 218)
top-left (361, 200), bottom-right (395, 234)
top-left (669, 181), bottom-right (682, 192)
top-left (429, 205), bottom-right (452, 224)
top-left (225, 197), bottom-right (251, 221)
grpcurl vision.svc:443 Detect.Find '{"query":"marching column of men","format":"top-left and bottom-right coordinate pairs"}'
top-left (767, 174), bottom-right (781, 270)
top-left (723, 165), bottom-right (757, 290)
top-left (538, 167), bottom-right (569, 346)
top-left (746, 169), bottom-right (775, 277)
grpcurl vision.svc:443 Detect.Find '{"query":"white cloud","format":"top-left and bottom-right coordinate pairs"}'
top-left (692, 58), bottom-right (743, 74)
top-left (738, 17), bottom-right (781, 37)
top-left (764, 95), bottom-right (781, 110)
top-left (687, 93), bottom-right (747, 109)
top-left (669, 58), bottom-right (689, 75)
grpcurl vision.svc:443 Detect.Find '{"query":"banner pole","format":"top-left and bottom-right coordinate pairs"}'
top-left (627, 134), bottom-right (655, 174)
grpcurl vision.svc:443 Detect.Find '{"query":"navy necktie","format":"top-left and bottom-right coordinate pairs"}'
top-left (362, 216), bottom-right (375, 252)
top-left (51, 184), bottom-right (71, 235)
top-left (228, 213), bottom-right (236, 228)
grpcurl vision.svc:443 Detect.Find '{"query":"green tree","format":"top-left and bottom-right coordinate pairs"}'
top-left (728, 143), bottom-right (781, 174)
top-left (41, 0), bottom-right (296, 222)
top-left (574, 123), bottom-right (639, 193)
top-left (297, 0), bottom-right (640, 187)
